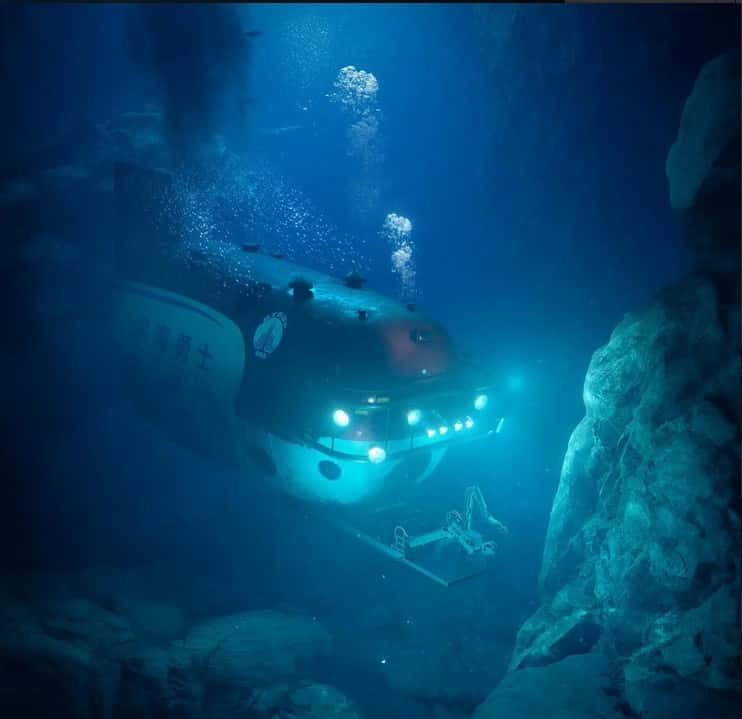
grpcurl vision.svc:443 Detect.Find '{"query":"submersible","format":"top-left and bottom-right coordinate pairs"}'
top-left (111, 162), bottom-right (502, 506)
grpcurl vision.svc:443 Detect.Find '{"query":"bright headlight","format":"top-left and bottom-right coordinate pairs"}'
top-left (474, 394), bottom-right (488, 411)
top-left (368, 446), bottom-right (386, 464)
top-left (439, 425), bottom-right (449, 435)
top-left (453, 420), bottom-right (463, 432)
top-left (407, 409), bottom-right (422, 426)
top-left (464, 416), bottom-right (474, 429)
top-left (332, 409), bottom-right (350, 428)
top-left (425, 427), bottom-right (437, 439)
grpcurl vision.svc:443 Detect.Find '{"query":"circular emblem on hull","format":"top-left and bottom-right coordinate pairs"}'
top-left (253, 312), bottom-right (287, 359)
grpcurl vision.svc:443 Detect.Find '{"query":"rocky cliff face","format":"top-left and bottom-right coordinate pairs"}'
top-left (474, 50), bottom-right (740, 719)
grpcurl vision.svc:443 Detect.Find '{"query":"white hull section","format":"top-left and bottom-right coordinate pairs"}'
top-left (259, 432), bottom-right (448, 504)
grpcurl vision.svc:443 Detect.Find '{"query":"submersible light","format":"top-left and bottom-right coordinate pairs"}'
top-left (407, 409), bottom-right (422, 426)
top-left (368, 446), bottom-right (387, 464)
top-left (474, 394), bottom-right (488, 411)
top-left (439, 425), bottom-right (449, 436)
top-left (464, 416), bottom-right (474, 429)
top-left (453, 420), bottom-right (463, 432)
top-left (425, 427), bottom-right (437, 439)
top-left (333, 409), bottom-right (350, 428)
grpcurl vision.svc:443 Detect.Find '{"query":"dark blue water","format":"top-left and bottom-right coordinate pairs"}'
top-left (1, 4), bottom-right (738, 718)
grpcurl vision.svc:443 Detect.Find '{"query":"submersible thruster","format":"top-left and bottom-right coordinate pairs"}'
top-left (111, 162), bottom-right (502, 506)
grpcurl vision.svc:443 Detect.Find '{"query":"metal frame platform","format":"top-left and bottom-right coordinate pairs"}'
top-left (332, 486), bottom-right (506, 587)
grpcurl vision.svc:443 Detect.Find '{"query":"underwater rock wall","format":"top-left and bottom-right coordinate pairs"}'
top-left (666, 51), bottom-right (740, 274)
top-left (474, 50), bottom-right (740, 719)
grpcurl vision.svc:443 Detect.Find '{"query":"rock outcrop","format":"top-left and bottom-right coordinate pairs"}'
top-left (248, 680), bottom-right (363, 719)
top-left (473, 652), bottom-right (624, 719)
top-left (0, 586), bottom-right (136, 718)
top-left (504, 270), bottom-right (740, 717)
top-left (473, 50), bottom-right (740, 719)
top-left (0, 577), bottom-right (345, 719)
top-left (180, 610), bottom-right (332, 687)
top-left (666, 49), bottom-right (740, 273)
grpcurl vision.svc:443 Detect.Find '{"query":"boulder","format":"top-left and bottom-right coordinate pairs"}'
top-left (180, 610), bottom-right (332, 687)
top-left (0, 589), bottom-right (343, 719)
top-left (508, 588), bottom-right (601, 671)
top-left (109, 597), bottom-right (185, 644)
top-left (37, 597), bottom-right (135, 652)
top-left (0, 586), bottom-right (136, 665)
top-left (473, 653), bottom-right (624, 719)
top-left (621, 583), bottom-right (740, 719)
top-left (0, 589), bottom-right (134, 719)
top-left (110, 643), bottom-right (171, 717)
top-left (666, 50), bottom-right (740, 271)
top-left (204, 678), bottom-right (361, 719)
top-left (0, 576), bottom-right (207, 719)
top-left (206, 680), bottom-right (364, 719)
top-left (267, 681), bottom-right (361, 719)
top-left (108, 641), bottom-right (204, 719)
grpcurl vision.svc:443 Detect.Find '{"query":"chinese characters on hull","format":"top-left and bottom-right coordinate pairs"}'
top-left (129, 313), bottom-right (214, 376)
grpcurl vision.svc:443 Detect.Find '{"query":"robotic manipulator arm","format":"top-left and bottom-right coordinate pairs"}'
top-left (464, 485), bottom-right (509, 536)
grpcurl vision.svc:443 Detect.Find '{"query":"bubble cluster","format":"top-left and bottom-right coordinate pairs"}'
top-left (382, 212), bottom-right (413, 239)
top-left (348, 176), bottom-right (381, 223)
top-left (280, 12), bottom-right (332, 95)
top-left (347, 112), bottom-right (383, 167)
top-left (329, 66), bottom-right (379, 113)
top-left (328, 65), bottom-right (384, 220)
top-left (156, 152), bottom-right (367, 284)
top-left (381, 212), bottom-right (416, 301)
top-left (329, 66), bottom-right (383, 167)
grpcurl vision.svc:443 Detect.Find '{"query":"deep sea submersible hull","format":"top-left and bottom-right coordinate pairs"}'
top-left (111, 162), bottom-right (502, 509)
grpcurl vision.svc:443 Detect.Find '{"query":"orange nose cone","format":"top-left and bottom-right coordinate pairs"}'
top-left (380, 321), bottom-right (453, 378)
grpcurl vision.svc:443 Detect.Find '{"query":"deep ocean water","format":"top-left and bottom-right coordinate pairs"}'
top-left (0, 4), bottom-right (739, 719)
